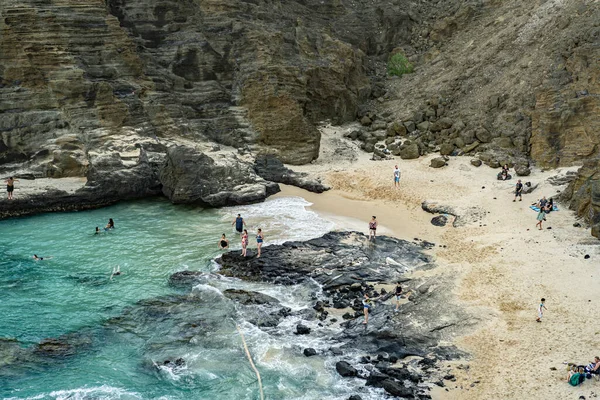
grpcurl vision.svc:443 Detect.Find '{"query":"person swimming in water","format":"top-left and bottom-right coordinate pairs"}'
top-left (256, 228), bottom-right (264, 258)
top-left (218, 234), bottom-right (229, 249)
top-left (33, 254), bottom-right (52, 261)
top-left (241, 229), bottom-right (248, 257)
top-left (110, 265), bottom-right (121, 280)
top-left (232, 214), bottom-right (246, 234)
top-left (105, 218), bottom-right (115, 230)
top-left (95, 227), bottom-right (101, 234)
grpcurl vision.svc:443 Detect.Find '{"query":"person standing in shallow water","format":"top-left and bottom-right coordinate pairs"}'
top-left (368, 216), bottom-right (377, 240)
top-left (241, 229), bottom-right (248, 257)
top-left (232, 214), bottom-right (246, 234)
top-left (5, 177), bottom-right (18, 200)
top-left (256, 228), bottom-right (264, 258)
top-left (218, 234), bottom-right (229, 249)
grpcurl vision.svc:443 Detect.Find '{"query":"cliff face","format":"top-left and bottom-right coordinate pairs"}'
top-left (0, 0), bottom-right (416, 179)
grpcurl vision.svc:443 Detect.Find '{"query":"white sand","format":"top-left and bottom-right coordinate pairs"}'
top-left (285, 126), bottom-right (600, 399)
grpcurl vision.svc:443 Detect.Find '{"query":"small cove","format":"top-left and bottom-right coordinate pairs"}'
top-left (0, 197), bottom-right (389, 400)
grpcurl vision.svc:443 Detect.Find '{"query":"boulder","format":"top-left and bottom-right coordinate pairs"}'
top-left (366, 371), bottom-right (390, 387)
top-left (254, 155), bottom-right (329, 193)
top-left (335, 361), bottom-right (358, 377)
top-left (430, 157), bottom-right (446, 168)
top-left (387, 122), bottom-right (407, 136)
top-left (303, 348), bottom-right (317, 357)
top-left (475, 128), bottom-right (492, 143)
top-left (371, 120), bottom-right (388, 131)
top-left (403, 121), bottom-right (416, 132)
top-left (439, 143), bottom-right (455, 156)
top-left (470, 159), bottom-right (482, 167)
top-left (399, 143), bottom-right (420, 160)
top-left (514, 165), bottom-right (531, 176)
top-left (360, 116), bottom-right (372, 126)
top-left (347, 396), bottom-right (363, 400)
top-left (296, 324), bottom-right (311, 335)
top-left (417, 121), bottom-right (430, 131)
top-left (223, 289), bottom-right (279, 305)
top-left (160, 146), bottom-right (280, 207)
top-left (431, 215), bottom-right (448, 226)
top-left (382, 379), bottom-right (413, 397)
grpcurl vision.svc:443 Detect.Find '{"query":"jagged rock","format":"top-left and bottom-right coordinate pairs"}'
top-left (475, 128), bottom-right (492, 143)
top-left (404, 121), bottom-right (416, 132)
top-left (347, 396), bottom-right (363, 400)
top-left (222, 289), bottom-right (279, 305)
top-left (430, 157), bottom-right (446, 168)
top-left (360, 116), bottom-right (373, 126)
top-left (296, 324), bottom-right (311, 335)
top-left (160, 146), bottom-right (279, 207)
top-left (336, 361), bottom-right (358, 377)
top-left (561, 160), bottom-right (600, 237)
top-left (417, 121), bottom-right (430, 131)
top-left (366, 371), bottom-right (390, 387)
top-left (382, 379), bottom-right (413, 397)
top-left (254, 155), bottom-right (329, 193)
top-left (592, 224), bottom-right (600, 239)
top-left (399, 143), bottom-right (420, 160)
top-left (422, 200), bottom-right (486, 227)
top-left (168, 271), bottom-right (204, 288)
top-left (470, 159), bottom-right (482, 167)
top-left (387, 122), bottom-right (407, 136)
top-left (514, 165), bottom-right (531, 176)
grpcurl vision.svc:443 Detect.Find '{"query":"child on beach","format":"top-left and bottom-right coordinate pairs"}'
top-left (368, 216), bottom-right (377, 240)
top-left (536, 298), bottom-right (547, 322)
top-left (536, 209), bottom-right (546, 230)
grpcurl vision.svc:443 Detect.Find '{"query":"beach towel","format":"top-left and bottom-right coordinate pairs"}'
top-left (530, 205), bottom-right (559, 212)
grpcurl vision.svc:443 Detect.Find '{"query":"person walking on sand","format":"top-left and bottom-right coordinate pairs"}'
top-left (368, 216), bottom-right (377, 240)
top-left (241, 229), bottom-right (248, 257)
top-left (5, 177), bottom-right (19, 200)
top-left (363, 293), bottom-right (373, 324)
top-left (536, 208), bottom-right (546, 230)
top-left (232, 214), bottom-right (246, 234)
top-left (394, 282), bottom-right (403, 313)
top-left (218, 234), bottom-right (229, 249)
top-left (393, 165), bottom-right (401, 188)
top-left (513, 179), bottom-right (523, 202)
top-left (256, 228), bottom-right (264, 258)
top-left (536, 298), bottom-right (547, 322)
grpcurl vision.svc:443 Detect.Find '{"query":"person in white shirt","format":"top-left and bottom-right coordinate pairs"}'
top-left (393, 165), bottom-right (401, 188)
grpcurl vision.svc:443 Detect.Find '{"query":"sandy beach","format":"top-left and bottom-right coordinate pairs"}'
top-left (283, 126), bottom-right (600, 400)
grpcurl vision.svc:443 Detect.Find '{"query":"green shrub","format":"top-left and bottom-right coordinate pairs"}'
top-left (387, 53), bottom-right (414, 77)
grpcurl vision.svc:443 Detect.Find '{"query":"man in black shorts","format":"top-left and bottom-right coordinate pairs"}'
top-left (513, 180), bottom-right (523, 202)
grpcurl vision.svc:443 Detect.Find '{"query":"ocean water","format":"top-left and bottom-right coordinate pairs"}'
top-left (0, 197), bottom-right (381, 400)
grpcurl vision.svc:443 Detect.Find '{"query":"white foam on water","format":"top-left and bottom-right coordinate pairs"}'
top-left (6, 385), bottom-right (143, 400)
top-left (218, 196), bottom-right (335, 245)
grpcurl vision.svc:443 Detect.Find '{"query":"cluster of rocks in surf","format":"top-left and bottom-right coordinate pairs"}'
top-left (172, 231), bottom-right (474, 398)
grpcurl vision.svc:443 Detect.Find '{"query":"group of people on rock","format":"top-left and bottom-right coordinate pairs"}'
top-left (219, 214), bottom-right (264, 258)
top-left (362, 282), bottom-right (404, 324)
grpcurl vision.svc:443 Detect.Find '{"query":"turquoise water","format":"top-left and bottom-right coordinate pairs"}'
top-left (0, 197), bottom-right (380, 400)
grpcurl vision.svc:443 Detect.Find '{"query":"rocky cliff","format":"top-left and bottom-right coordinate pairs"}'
top-left (0, 0), bottom-right (419, 206)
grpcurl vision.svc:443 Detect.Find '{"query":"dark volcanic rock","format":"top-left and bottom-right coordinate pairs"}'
top-left (216, 231), bottom-right (432, 288)
top-left (431, 215), bottom-right (448, 227)
top-left (160, 146), bottom-right (280, 206)
top-left (336, 361), bottom-right (358, 377)
top-left (254, 155), bottom-right (329, 193)
top-left (303, 348), bottom-right (318, 357)
top-left (383, 379), bottom-right (413, 397)
top-left (168, 270), bottom-right (204, 288)
top-left (222, 289), bottom-right (279, 305)
top-left (296, 324), bottom-right (311, 335)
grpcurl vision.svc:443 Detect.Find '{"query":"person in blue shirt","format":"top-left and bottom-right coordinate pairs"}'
top-left (232, 214), bottom-right (246, 233)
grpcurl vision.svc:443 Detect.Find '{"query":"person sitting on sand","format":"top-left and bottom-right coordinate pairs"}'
top-left (537, 197), bottom-right (548, 209)
top-left (502, 164), bottom-right (510, 175)
top-left (513, 180), bottom-right (523, 202)
top-left (368, 216), bottom-right (377, 240)
top-left (568, 366), bottom-right (586, 386)
top-left (585, 356), bottom-right (600, 375)
top-left (105, 218), bottom-right (115, 230)
top-left (218, 234), bottom-right (229, 249)
top-left (544, 198), bottom-right (554, 213)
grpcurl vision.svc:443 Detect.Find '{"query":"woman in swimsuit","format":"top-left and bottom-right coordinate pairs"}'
top-left (218, 234), bottom-right (229, 249)
top-left (241, 229), bottom-right (248, 257)
top-left (5, 177), bottom-right (18, 200)
top-left (368, 216), bottom-right (377, 240)
top-left (363, 293), bottom-right (373, 324)
top-left (256, 228), bottom-right (264, 258)
top-left (105, 218), bottom-right (115, 230)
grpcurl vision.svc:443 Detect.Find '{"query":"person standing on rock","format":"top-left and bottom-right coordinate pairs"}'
top-left (5, 177), bottom-right (18, 200)
top-left (513, 179), bottom-right (523, 202)
top-left (393, 165), bottom-right (401, 188)
top-left (368, 216), bottom-right (378, 240)
top-left (363, 293), bottom-right (373, 324)
top-left (256, 228), bottom-right (264, 258)
top-left (232, 214), bottom-right (246, 234)
top-left (241, 229), bottom-right (249, 257)
top-left (394, 282), bottom-right (403, 313)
